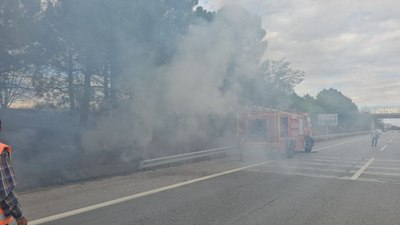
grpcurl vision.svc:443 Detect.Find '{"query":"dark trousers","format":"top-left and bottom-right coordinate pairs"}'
top-left (372, 137), bottom-right (378, 147)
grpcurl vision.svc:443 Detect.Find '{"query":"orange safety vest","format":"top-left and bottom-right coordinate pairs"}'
top-left (0, 143), bottom-right (13, 225)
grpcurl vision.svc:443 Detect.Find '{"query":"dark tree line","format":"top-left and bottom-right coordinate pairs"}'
top-left (291, 88), bottom-right (370, 132)
top-left (1, 0), bottom-right (303, 124)
top-left (1, 0), bottom-right (209, 123)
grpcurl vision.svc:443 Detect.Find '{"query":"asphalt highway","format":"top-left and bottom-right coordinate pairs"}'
top-left (21, 132), bottom-right (400, 225)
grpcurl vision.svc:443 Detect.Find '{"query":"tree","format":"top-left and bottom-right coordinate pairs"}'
top-left (262, 58), bottom-right (305, 94)
top-left (0, 72), bottom-right (30, 108)
top-left (36, 0), bottom-right (203, 125)
top-left (0, 0), bottom-right (41, 108)
top-left (0, 0), bottom-right (26, 74)
top-left (239, 57), bottom-right (305, 108)
top-left (316, 88), bottom-right (358, 114)
top-left (194, 6), bottom-right (215, 22)
top-left (31, 2), bottom-right (81, 111)
top-left (201, 5), bottom-right (269, 107)
top-left (315, 88), bottom-right (360, 129)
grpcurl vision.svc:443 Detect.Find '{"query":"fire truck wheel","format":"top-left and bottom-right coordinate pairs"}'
top-left (286, 140), bottom-right (295, 158)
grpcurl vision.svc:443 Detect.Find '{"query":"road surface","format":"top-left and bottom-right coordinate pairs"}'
top-left (19, 132), bottom-right (400, 225)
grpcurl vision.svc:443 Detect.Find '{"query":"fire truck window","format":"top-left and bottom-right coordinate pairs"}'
top-left (299, 118), bottom-right (305, 135)
top-left (248, 118), bottom-right (267, 141)
top-left (280, 117), bottom-right (289, 138)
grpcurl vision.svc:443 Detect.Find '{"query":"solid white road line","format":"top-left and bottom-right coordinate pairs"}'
top-left (351, 158), bottom-right (375, 180)
top-left (380, 145), bottom-right (387, 151)
top-left (30, 161), bottom-right (272, 225)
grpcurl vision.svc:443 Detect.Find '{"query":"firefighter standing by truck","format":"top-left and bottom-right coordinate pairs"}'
top-left (0, 119), bottom-right (28, 225)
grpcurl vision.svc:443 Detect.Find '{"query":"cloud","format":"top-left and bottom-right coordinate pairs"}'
top-left (202, 0), bottom-right (400, 106)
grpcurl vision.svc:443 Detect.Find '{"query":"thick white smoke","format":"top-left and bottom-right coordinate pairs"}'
top-left (81, 5), bottom-right (267, 162)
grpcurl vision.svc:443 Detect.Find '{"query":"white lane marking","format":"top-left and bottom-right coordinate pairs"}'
top-left (389, 139), bottom-right (393, 143)
top-left (306, 156), bottom-right (370, 162)
top-left (287, 161), bottom-right (363, 168)
top-left (369, 166), bottom-right (400, 171)
top-left (256, 164), bottom-right (356, 173)
top-left (298, 158), bottom-right (364, 164)
top-left (375, 159), bottom-right (400, 162)
top-left (311, 156), bottom-right (340, 159)
top-left (351, 158), bottom-right (375, 180)
top-left (356, 177), bottom-right (386, 183)
top-left (267, 171), bottom-right (343, 179)
top-left (363, 171), bottom-right (400, 177)
top-left (30, 161), bottom-right (272, 225)
top-left (380, 145), bottom-right (387, 151)
top-left (265, 172), bottom-right (383, 183)
top-left (313, 137), bottom-right (365, 152)
top-left (339, 177), bottom-right (386, 184)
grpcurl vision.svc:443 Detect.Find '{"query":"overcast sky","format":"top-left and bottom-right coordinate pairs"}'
top-left (198, 0), bottom-right (400, 107)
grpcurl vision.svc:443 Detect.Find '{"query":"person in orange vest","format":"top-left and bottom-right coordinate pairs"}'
top-left (0, 119), bottom-right (28, 225)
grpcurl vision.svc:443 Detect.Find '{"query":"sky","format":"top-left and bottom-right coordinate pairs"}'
top-left (198, 0), bottom-right (400, 107)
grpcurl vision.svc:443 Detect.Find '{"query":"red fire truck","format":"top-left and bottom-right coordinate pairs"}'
top-left (237, 108), bottom-right (314, 158)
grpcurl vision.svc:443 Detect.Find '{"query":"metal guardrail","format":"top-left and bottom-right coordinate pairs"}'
top-left (140, 145), bottom-right (238, 170)
top-left (139, 131), bottom-right (370, 170)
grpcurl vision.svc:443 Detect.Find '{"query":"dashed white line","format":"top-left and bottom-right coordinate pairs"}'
top-left (389, 139), bottom-right (393, 143)
top-left (380, 145), bottom-right (387, 151)
top-left (351, 158), bottom-right (375, 180)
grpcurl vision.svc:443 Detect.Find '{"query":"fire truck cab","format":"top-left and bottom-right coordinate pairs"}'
top-left (237, 109), bottom-right (314, 158)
